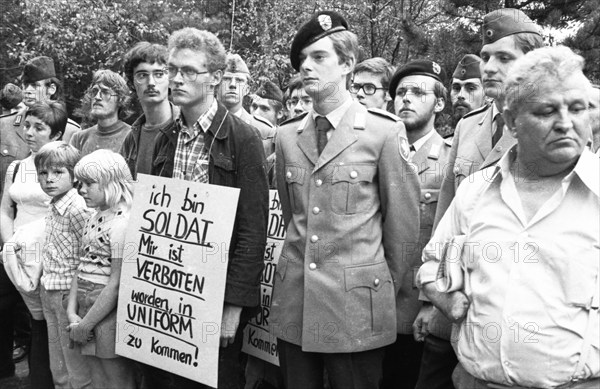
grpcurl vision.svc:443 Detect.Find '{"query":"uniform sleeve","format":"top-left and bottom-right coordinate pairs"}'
top-left (275, 131), bottom-right (292, 228)
top-left (378, 122), bottom-right (421, 293)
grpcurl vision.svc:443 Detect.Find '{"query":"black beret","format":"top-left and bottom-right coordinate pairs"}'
top-left (452, 54), bottom-right (482, 80)
top-left (388, 60), bottom-right (446, 100)
top-left (290, 11), bottom-right (349, 71)
top-left (21, 56), bottom-right (56, 84)
top-left (482, 8), bottom-right (541, 45)
top-left (255, 81), bottom-right (283, 104)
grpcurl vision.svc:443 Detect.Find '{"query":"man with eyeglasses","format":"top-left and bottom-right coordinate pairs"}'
top-left (351, 57), bottom-right (395, 111)
top-left (382, 59), bottom-right (452, 389)
top-left (147, 27), bottom-right (268, 389)
top-left (69, 69), bottom-right (131, 156)
top-left (284, 75), bottom-right (313, 118)
top-left (217, 53), bottom-right (275, 157)
top-left (120, 42), bottom-right (178, 179)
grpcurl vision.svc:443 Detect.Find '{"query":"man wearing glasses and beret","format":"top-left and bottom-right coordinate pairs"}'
top-left (120, 42), bottom-right (178, 179)
top-left (351, 57), bottom-right (395, 111)
top-left (147, 27), bottom-right (268, 389)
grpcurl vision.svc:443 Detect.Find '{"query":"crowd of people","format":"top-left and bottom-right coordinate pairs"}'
top-left (0, 6), bottom-right (599, 389)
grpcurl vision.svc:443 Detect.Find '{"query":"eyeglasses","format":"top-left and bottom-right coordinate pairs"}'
top-left (133, 69), bottom-right (168, 84)
top-left (167, 66), bottom-right (209, 82)
top-left (89, 86), bottom-right (118, 100)
top-left (286, 97), bottom-right (312, 109)
top-left (349, 83), bottom-right (386, 95)
top-left (395, 87), bottom-right (436, 98)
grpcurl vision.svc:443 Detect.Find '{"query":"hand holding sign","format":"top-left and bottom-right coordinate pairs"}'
top-left (220, 304), bottom-right (242, 347)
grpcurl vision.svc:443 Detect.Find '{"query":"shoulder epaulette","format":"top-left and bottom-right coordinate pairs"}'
top-left (461, 102), bottom-right (491, 120)
top-left (279, 111), bottom-right (308, 126)
top-left (252, 114), bottom-right (274, 128)
top-left (443, 136), bottom-right (453, 147)
top-left (367, 107), bottom-right (400, 121)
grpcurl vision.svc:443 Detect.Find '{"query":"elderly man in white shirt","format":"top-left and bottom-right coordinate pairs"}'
top-left (418, 45), bottom-right (599, 389)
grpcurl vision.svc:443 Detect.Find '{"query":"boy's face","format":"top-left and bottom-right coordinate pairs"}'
top-left (38, 165), bottom-right (73, 200)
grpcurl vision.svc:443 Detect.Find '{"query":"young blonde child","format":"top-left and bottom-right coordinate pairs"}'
top-left (67, 149), bottom-right (135, 389)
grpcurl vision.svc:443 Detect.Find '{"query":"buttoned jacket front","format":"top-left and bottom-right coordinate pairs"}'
top-left (272, 101), bottom-right (421, 353)
top-left (434, 104), bottom-right (516, 227)
top-left (403, 130), bottom-right (452, 335)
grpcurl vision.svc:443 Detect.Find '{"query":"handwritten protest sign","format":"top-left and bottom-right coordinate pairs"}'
top-left (116, 174), bottom-right (239, 388)
top-left (242, 190), bottom-right (285, 366)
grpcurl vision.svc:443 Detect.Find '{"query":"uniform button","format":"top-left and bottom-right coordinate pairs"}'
top-left (310, 235), bottom-right (319, 243)
top-left (504, 361), bottom-right (510, 367)
top-left (309, 263), bottom-right (317, 270)
top-left (350, 171), bottom-right (358, 179)
top-left (373, 278), bottom-right (380, 287)
top-left (312, 207), bottom-right (320, 215)
top-left (316, 179), bottom-right (323, 187)
top-left (424, 193), bottom-right (431, 200)
top-left (453, 166), bottom-right (460, 174)
top-left (286, 171), bottom-right (292, 179)
top-left (496, 146), bottom-right (503, 152)
top-left (2, 149), bottom-right (7, 153)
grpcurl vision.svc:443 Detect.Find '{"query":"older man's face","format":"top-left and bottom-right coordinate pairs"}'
top-left (512, 73), bottom-right (591, 165)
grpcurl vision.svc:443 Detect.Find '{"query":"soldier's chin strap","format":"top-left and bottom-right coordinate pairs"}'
top-left (572, 253), bottom-right (599, 382)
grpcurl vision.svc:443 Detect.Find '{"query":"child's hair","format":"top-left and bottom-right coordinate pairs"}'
top-left (34, 141), bottom-right (81, 180)
top-left (74, 149), bottom-right (134, 210)
top-left (25, 101), bottom-right (68, 140)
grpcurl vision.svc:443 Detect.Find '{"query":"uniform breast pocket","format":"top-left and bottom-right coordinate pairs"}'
top-left (420, 189), bottom-right (439, 228)
top-left (331, 164), bottom-right (377, 215)
top-left (284, 165), bottom-right (306, 214)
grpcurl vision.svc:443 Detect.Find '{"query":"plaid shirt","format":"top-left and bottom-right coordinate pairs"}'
top-left (172, 99), bottom-right (218, 183)
top-left (41, 188), bottom-right (91, 290)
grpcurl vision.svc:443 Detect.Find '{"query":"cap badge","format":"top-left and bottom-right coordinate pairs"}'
top-left (460, 68), bottom-right (466, 75)
top-left (486, 29), bottom-right (494, 37)
top-left (432, 62), bottom-right (441, 75)
top-left (318, 15), bottom-right (332, 31)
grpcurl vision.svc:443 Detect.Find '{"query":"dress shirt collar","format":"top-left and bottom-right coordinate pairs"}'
top-left (51, 188), bottom-right (79, 216)
top-left (410, 129), bottom-right (436, 152)
top-left (493, 145), bottom-right (600, 198)
top-left (175, 99), bottom-right (218, 137)
top-left (311, 97), bottom-right (354, 130)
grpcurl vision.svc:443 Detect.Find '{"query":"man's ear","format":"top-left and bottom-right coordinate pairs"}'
top-left (277, 110), bottom-right (284, 120)
top-left (47, 82), bottom-right (57, 98)
top-left (434, 97), bottom-right (445, 113)
top-left (211, 69), bottom-right (223, 87)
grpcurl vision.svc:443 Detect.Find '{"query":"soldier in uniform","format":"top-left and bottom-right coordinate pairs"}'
top-left (383, 59), bottom-right (452, 389)
top-left (411, 55), bottom-right (484, 389)
top-left (449, 54), bottom-right (486, 129)
top-left (217, 53), bottom-right (276, 157)
top-left (251, 80), bottom-right (285, 126)
top-left (272, 11), bottom-right (420, 389)
top-left (434, 8), bottom-right (544, 226)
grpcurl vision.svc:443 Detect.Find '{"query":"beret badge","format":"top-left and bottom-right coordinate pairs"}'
top-left (318, 15), bottom-right (332, 31)
top-left (432, 62), bottom-right (441, 75)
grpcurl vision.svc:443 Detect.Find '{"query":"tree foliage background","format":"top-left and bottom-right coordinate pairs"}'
top-left (1, 0), bottom-right (597, 121)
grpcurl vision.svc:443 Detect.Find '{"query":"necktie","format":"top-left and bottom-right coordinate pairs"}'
top-left (492, 114), bottom-right (504, 148)
top-left (315, 116), bottom-right (331, 155)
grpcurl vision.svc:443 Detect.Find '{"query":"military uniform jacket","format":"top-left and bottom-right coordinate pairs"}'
top-left (0, 112), bottom-right (29, 196)
top-left (434, 104), bottom-right (516, 228)
top-left (239, 108), bottom-right (277, 157)
top-left (400, 131), bottom-right (452, 335)
top-left (272, 101), bottom-right (421, 353)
